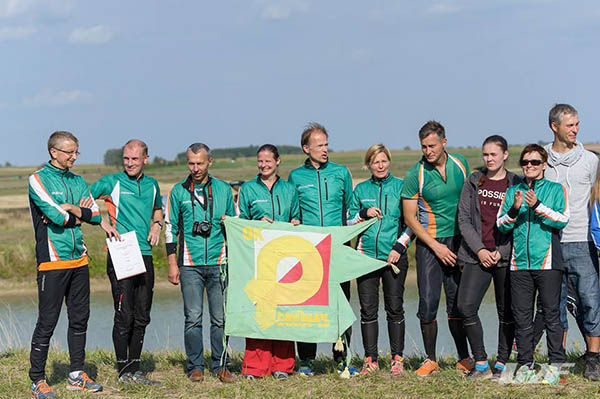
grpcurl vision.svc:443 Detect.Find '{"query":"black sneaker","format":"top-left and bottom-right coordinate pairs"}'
top-left (584, 354), bottom-right (600, 381)
top-left (491, 365), bottom-right (504, 380)
top-left (130, 371), bottom-right (162, 386)
top-left (467, 367), bottom-right (492, 380)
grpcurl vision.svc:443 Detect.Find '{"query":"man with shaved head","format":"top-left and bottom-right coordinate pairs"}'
top-left (90, 139), bottom-right (164, 385)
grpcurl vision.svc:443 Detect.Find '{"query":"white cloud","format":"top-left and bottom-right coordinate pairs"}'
top-left (426, 2), bottom-right (461, 14)
top-left (260, 0), bottom-right (308, 20)
top-left (23, 89), bottom-right (92, 107)
top-left (0, 0), bottom-right (75, 19)
top-left (68, 25), bottom-right (114, 44)
top-left (0, 25), bottom-right (36, 41)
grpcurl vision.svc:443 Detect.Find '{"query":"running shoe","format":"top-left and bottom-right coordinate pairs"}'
top-left (130, 371), bottom-right (162, 386)
top-left (584, 354), bottom-right (600, 381)
top-left (359, 357), bottom-right (379, 376)
top-left (491, 364), bottom-right (505, 380)
top-left (542, 365), bottom-right (560, 385)
top-left (272, 371), bottom-right (289, 380)
top-left (415, 359), bottom-right (439, 377)
top-left (297, 359), bottom-right (314, 376)
top-left (390, 355), bottom-right (405, 375)
top-left (467, 366), bottom-right (492, 380)
top-left (31, 380), bottom-right (57, 399)
top-left (456, 357), bottom-right (475, 373)
top-left (118, 372), bottom-right (134, 384)
top-left (513, 365), bottom-right (536, 384)
top-left (66, 371), bottom-right (103, 392)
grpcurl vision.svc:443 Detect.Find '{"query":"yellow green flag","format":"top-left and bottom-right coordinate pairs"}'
top-left (223, 217), bottom-right (386, 343)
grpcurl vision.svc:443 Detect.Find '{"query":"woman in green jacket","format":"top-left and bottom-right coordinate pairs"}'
top-left (348, 144), bottom-right (412, 376)
top-left (237, 144), bottom-right (300, 380)
top-left (497, 144), bottom-right (569, 383)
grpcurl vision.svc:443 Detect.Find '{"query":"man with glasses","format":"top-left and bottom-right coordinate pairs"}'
top-left (28, 131), bottom-right (104, 398)
top-left (90, 139), bottom-right (163, 385)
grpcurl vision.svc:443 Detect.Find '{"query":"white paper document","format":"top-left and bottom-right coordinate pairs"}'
top-left (106, 231), bottom-right (146, 280)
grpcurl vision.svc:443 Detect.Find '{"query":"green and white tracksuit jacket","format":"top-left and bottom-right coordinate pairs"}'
top-left (28, 162), bottom-right (101, 271)
top-left (348, 173), bottom-right (413, 261)
top-left (288, 159), bottom-right (353, 227)
top-left (497, 177), bottom-right (569, 271)
top-left (237, 175), bottom-right (300, 222)
top-left (90, 172), bottom-right (162, 256)
top-left (165, 174), bottom-right (236, 266)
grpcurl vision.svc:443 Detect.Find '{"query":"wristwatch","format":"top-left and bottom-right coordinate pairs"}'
top-left (153, 220), bottom-right (163, 228)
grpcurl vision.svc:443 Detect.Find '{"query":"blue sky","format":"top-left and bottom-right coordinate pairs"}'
top-left (1, 0), bottom-right (599, 165)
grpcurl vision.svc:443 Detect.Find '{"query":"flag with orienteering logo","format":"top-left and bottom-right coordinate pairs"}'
top-left (223, 217), bottom-right (386, 343)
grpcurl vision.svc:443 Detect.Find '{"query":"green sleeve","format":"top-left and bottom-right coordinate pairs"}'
top-left (28, 173), bottom-right (71, 226)
top-left (237, 184), bottom-right (251, 220)
top-left (401, 167), bottom-right (419, 199)
top-left (347, 187), bottom-right (362, 225)
top-left (154, 180), bottom-right (163, 210)
top-left (89, 175), bottom-right (112, 200)
top-left (165, 186), bottom-right (180, 249)
top-left (533, 185), bottom-right (569, 229)
top-left (289, 187), bottom-right (300, 221)
top-left (497, 187), bottom-right (518, 233)
top-left (343, 167), bottom-right (353, 212)
top-left (225, 185), bottom-right (236, 217)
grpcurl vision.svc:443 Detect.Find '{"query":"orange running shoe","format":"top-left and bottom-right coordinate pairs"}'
top-left (456, 357), bottom-right (475, 373)
top-left (415, 359), bottom-right (439, 376)
top-left (390, 355), bottom-right (405, 375)
top-left (359, 356), bottom-right (379, 375)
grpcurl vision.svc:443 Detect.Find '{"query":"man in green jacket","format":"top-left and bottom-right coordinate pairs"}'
top-left (28, 131), bottom-right (104, 399)
top-left (288, 122), bottom-right (355, 376)
top-left (165, 143), bottom-right (236, 383)
top-left (90, 139), bottom-right (163, 385)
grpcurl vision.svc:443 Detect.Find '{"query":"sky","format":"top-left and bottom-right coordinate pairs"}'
top-left (1, 0), bottom-right (599, 165)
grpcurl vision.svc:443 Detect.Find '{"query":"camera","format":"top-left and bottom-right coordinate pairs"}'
top-left (193, 221), bottom-right (212, 237)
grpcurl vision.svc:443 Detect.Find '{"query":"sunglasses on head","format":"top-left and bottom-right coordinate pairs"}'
top-left (520, 159), bottom-right (543, 167)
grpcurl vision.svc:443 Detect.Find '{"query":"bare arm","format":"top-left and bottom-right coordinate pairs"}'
top-left (147, 208), bottom-right (163, 246)
top-left (402, 198), bottom-right (457, 266)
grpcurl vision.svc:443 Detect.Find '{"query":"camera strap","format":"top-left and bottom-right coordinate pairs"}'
top-left (189, 177), bottom-right (213, 222)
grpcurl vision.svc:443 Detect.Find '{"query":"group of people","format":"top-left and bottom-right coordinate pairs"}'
top-left (25, 103), bottom-right (600, 398)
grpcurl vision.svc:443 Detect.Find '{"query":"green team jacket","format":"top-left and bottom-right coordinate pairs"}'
top-left (165, 174), bottom-right (236, 266)
top-left (90, 172), bottom-right (162, 256)
top-left (288, 159), bottom-right (353, 227)
top-left (348, 173), bottom-right (413, 261)
top-left (497, 177), bottom-right (569, 271)
top-left (237, 175), bottom-right (300, 222)
top-left (28, 162), bottom-right (101, 271)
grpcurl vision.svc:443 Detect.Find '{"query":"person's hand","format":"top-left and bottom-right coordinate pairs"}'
top-left (432, 241), bottom-right (457, 266)
top-left (524, 190), bottom-right (538, 207)
top-left (290, 219), bottom-right (300, 226)
top-left (59, 203), bottom-right (74, 212)
top-left (387, 249), bottom-right (401, 265)
top-left (366, 207), bottom-right (382, 218)
top-left (477, 249), bottom-right (496, 268)
top-left (79, 196), bottom-right (93, 209)
top-left (167, 258), bottom-right (180, 285)
top-left (260, 216), bottom-right (274, 223)
top-left (147, 223), bottom-right (161, 246)
top-left (492, 250), bottom-right (501, 264)
top-left (514, 190), bottom-right (523, 210)
top-left (101, 219), bottom-right (121, 241)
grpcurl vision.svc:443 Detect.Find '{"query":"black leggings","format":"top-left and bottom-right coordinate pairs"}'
top-left (29, 266), bottom-right (90, 383)
top-left (358, 253), bottom-right (409, 360)
top-left (107, 254), bottom-right (155, 375)
top-left (457, 262), bottom-right (514, 363)
top-left (511, 270), bottom-right (566, 365)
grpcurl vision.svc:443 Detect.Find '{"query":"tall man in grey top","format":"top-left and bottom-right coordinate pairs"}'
top-left (543, 103), bottom-right (600, 380)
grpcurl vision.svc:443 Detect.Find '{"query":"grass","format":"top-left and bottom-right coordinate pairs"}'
top-left (1, 349), bottom-right (600, 399)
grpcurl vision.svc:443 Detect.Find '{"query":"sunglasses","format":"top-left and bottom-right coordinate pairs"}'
top-left (519, 159), bottom-right (543, 167)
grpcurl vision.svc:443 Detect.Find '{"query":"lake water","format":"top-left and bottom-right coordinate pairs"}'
top-left (0, 282), bottom-right (583, 358)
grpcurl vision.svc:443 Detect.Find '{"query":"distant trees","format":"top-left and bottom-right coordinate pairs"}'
top-left (103, 148), bottom-right (123, 167)
top-left (174, 145), bottom-right (302, 163)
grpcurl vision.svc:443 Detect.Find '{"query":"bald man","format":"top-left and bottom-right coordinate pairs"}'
top-left (90, 139), bottom-right (163, 385)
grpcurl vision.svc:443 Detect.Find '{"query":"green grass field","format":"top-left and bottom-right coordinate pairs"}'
top-left (1, 349), bottom-right (599, 399)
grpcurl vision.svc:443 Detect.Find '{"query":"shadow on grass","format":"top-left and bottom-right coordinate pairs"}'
top-left (48, 361), bottom-right (98, 385)
top-left (166, 351), bottom-right (244, 375)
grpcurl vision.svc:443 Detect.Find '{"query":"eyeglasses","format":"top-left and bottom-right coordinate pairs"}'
top-left (519, 159), bottom-right (543, 167)
top-left (53, 148), bottom-right (80, 157)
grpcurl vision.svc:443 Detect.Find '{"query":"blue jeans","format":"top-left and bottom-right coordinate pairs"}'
top-left (560, 241), bottom-right (600, 336)
top-left (180, 265), bottom-right (228, 374)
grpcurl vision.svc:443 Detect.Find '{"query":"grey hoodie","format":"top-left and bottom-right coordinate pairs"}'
top-left (544, 141), bottom-right (599, 242)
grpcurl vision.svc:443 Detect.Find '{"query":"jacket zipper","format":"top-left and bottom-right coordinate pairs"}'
top-left (61, 175), bottom-right (76, 258)
top-left (374, 183), bottom-right (383, 258)
top-left (270, 188), bottom-right (275, 220)
top-left (324, 177), bottom-right (329, 200)
top-left (276, 195), bottom-right (281, 216)
top-left (526, 207), bottom-right (531, 269)
top-left (137, 179), bottom-right (141, 195)
top-left (317, 170), bottom-right (324, 226)
top-left (384, 194), bottom-right (388, 215)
